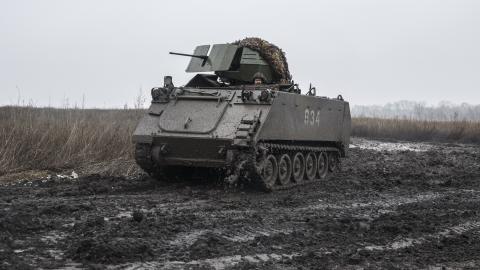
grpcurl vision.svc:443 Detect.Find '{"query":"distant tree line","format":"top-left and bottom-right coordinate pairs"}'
top-left (351, 101), bottom-right (480, 122)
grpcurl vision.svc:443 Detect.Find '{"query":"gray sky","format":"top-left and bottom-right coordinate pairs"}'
top-left (1, 0), bottom-right (479, 108)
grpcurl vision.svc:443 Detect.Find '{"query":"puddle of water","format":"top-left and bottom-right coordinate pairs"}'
top-left (223, 227), bottom-right (293, 242)
top-left (41, 231), bottom-right (67, 244)
top-left (365, 238), bottom-right (421, 251)
top-left (439, 221), bottom-right (480, 236)
top-left (168, 229), bottom-right (208, 246)
top-left (193, 252), bottom-right (300, 270)
top-left (115, 210), bottom-right (133, 218)
top-left (427, 260), bottom-right (479, 270)
top-left (350, 138), bottom-right (432, 152)
top-left (114, 252), bottom-right (301, 270)
top-left (169, 226), bottom-right (294, 248)
top-left (56, 262), bottom-right (84, 270)
top-left (62, 222), bottom-right (75, 228)
top-left (202, 209), bottom-right (255, 219)
top-left (46, 249), bottom-right (64, 260)
top-left (364, 220), bottom-right (480, 251)
top-left (299, 192), bottom-right (443, 212)
top-left (156, 200), bottom-right (209, 211)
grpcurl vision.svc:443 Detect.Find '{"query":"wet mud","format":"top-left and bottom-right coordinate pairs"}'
top-left (1, 138), bottom-right (480, 269)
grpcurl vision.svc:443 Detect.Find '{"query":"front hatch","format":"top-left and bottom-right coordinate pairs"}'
top-left (159, 90), bottom-right (234, 134)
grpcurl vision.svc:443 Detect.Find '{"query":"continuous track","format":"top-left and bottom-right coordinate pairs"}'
top-left (244, 143), bottom-right (341, 191)
top-left (135, 142), bottom-right (341, 192)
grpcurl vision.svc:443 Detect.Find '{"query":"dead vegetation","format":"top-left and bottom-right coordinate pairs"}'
top-left (0, 106), bottom-right (143, 176)
top-left (1, 106), bottom-right (479, 176)
top-left (352, 117), bottom-right (480, 144)
top-left (352, 101), bottom-right (480, 122)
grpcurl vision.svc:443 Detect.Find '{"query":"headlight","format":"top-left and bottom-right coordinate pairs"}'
top-left (151, 87), bottom-right (169, 101)
top-left (259, 89), bottom-right (272, 102)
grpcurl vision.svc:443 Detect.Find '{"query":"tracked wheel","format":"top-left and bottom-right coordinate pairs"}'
top-left (261, 154), bottom-right (278, 190)
top-left (135, 143), bottom-right (188, 182)
top-left (278, 154), bottom-right (292, 186)
top-left (229, 143), bottom-right (343, 191)
top-left (328, 152), bottom-right (339, 172)
top-left (292, 152), bottom-right (305, 183)
top-left (305, 152), bottom-right (317, 181)
top-left (317, 152), bottom-right (328, 179)
top-left (135, 143), bottom-right (164, 180)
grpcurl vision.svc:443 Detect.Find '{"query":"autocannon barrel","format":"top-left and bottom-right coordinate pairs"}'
top-left (169, 52), bottom-right (208, 60)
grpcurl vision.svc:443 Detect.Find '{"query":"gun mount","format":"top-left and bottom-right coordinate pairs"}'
top-left (170, 44), bottom-right (277, 85)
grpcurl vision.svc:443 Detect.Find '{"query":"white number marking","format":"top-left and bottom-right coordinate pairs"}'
top-left (304, 108), bottom-right (321, 127)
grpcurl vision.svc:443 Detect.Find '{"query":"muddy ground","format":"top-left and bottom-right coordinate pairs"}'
top-left (1, 138), bottom-right (480, 270)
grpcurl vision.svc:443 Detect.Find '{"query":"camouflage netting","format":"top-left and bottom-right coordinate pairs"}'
top-left (233, 37), bottom-right (292, 84)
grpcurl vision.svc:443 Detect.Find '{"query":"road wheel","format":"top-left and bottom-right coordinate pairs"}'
top-left (278, 154), bottom-right (292, 186)
top-left (305, 152), bottom-right (317, 181)
top-left (318, 152), bottom-right (328, 179)
top-left (262, 154), bottom-right (278, 190)
top-left (328, 152), bottom-right (339, 172)
top-left (292, 152), bottom-right (305, 183)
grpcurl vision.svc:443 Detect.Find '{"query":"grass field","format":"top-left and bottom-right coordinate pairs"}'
top-left (0, 107), bottom-right (143, 175)
top-left (1, 106), bottom-right (479, 175)
top-left (352, 117), bottom-right (480, 144)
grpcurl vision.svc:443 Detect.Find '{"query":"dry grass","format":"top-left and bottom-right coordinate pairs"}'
top-left (0, 106), bottom-right (143, 176)
top-left (352, 117), bottom-right (480, 144)
top-left (1, 107), bottom-right (479, 176)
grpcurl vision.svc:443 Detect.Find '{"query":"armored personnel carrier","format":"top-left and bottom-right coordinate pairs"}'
top-left (133, 38), bottom-right (350, 191)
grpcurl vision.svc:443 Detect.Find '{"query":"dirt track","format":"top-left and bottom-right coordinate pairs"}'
top-left (1, 138), bottom-right (480, 269)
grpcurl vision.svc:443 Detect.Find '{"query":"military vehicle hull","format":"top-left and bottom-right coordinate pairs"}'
top-left (133, 87), bottom-right (350, 191)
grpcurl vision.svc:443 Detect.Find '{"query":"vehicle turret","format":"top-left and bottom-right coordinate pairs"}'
top-left (170, 43), bottom-right (277, 85)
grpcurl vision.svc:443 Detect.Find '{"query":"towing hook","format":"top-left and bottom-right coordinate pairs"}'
top-left (160, 144), bottom-right (168, 154)
top-left (184, 117), bottom-right (192, 129)
top-left (241, 89), bottom-right (253, 102)
top-left (307, 83), bottom-right (316, 96)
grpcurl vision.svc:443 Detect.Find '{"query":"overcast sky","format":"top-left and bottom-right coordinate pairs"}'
top-left (1, 0), bottom-right (479, 108)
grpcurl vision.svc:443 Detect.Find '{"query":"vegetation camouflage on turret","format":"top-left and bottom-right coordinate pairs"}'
top-left (233, 37), bottom-right (292, 84)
